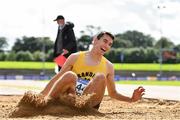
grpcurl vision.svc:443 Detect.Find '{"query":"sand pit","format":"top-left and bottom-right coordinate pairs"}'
top-left (0, 95), bottom-right (180, 120)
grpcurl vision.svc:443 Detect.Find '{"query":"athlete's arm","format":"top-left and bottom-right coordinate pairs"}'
top-left (106, 62), bottom-right (145, 102)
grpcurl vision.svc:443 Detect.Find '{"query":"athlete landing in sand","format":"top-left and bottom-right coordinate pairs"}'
top-left (20, 31), bottom-right (145, 109)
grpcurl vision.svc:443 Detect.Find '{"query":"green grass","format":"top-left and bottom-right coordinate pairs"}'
top-left (113, 63), bottom-right (180, 71)
top-left (0, 61), bottom-right (180, 71)
top-left (0, 61), bottom-right (55, 69)
top-left (116, 80), bottom-right (180, 86)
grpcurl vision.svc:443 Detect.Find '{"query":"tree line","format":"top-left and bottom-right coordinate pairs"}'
top-left (0, 29), bottom-right (180, 63)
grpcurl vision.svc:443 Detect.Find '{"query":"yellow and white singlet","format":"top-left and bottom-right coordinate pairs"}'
top-left (72, 51), bottom-right (107, 95)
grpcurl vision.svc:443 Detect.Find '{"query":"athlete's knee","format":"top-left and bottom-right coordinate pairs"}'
top-left (93, 73), bottom-right (106, 84)
top-left (62, 71), bottom-right (78, 83)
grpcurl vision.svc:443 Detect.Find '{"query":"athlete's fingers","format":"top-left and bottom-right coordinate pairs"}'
top-left (141, 92), bottom-right (145, 97)
top-left (137, 86), bottom-right (145, 92)
top-left (140, 88), bottom-right (145, 93)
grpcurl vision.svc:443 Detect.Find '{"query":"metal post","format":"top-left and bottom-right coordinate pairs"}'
top-left (42, 37), bottom-right (45, 76)
top-left (157, 4), bottom-right (166, 78)
top-left (41, 8), bottom-right (46, 77)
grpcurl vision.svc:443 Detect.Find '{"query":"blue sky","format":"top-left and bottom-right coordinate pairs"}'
top-left (0, 0), bottom-right (180, 50)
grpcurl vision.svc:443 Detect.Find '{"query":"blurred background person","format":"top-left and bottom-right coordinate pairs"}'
top-left (53, 15), bottom-right (77, 73)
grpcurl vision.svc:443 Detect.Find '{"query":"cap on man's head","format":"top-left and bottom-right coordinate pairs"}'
top-left (54, 15), bottom-right (64, 21)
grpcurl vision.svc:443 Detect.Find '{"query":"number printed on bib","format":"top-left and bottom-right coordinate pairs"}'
top-left (76, 79), bottom-right (89, 95)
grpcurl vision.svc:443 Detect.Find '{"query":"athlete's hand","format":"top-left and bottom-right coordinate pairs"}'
top-left (131, 86), bottom-right (145, 102)
top-left (62, 49), bottom-right (69, 55)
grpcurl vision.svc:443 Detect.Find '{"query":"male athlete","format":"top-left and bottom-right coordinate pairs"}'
top-left (20, 31), bottom-right (145, 109)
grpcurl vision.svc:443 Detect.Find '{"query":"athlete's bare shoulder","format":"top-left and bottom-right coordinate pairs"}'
top-left (60, 52), bottom-right (81, 71)
top-left (66, 51), bottom-right (86, 65)
top-left (69, 52), bottom-right (80, 58)
top-left (66, 52), bottom-right (80, 62)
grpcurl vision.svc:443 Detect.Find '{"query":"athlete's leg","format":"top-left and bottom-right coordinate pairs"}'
top-left (82, 73), bottom-right (106, 108)
top-left (41, 72), bottom-right (63, 96)
top-left (19, 71), bottom-right (77, 108)
top-left (47, 71), bottom-right (77, 99)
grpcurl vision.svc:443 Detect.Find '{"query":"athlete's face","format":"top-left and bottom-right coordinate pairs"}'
top-left (93, 34), bottom-right (113, 55)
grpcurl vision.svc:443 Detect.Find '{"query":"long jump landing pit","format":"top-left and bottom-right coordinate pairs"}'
top-left (0, 95), bottom-right (179, 120)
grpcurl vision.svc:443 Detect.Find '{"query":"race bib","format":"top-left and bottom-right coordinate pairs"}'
top-left (76, 79), bottom-right (89, 95)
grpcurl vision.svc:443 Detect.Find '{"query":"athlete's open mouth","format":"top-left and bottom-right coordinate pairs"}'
top-left (101, 48), bottom-right (106, 52)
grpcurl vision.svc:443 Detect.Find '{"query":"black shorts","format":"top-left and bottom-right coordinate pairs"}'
top-left (93, 103), bottom-right (100, 110)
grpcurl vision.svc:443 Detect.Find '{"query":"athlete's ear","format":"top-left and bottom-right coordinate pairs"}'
top-left (92, 36), bottom-right (97, 45)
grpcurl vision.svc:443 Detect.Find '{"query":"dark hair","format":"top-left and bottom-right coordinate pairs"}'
top-left (96, 31), bottom-right (114, 40)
